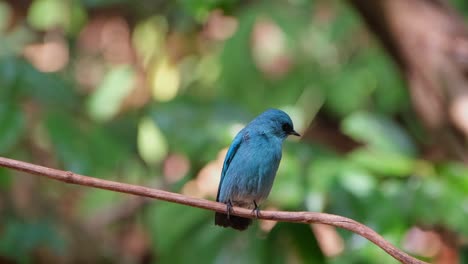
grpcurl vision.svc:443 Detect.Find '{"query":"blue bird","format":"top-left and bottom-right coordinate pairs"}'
top-left (215, 109), bottom-right (300, 231)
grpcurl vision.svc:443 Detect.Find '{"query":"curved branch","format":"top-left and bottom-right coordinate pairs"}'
top-left (0, 157), bottom-right (426, 264)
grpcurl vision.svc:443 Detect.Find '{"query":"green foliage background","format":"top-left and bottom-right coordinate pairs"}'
top-left (1, 0), bottom-right (468, 263)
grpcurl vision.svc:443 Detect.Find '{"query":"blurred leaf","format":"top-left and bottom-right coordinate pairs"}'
top-left (307, 155), bottom-right (349, 213)
top-left (146, 202), bottom-right (211, 258)
top-left (219, 5), bottom-right (261, 105)
top-left (132, 16), bottom-right (167, 66)
top-left (338, 164), bottom-right (376, 198)
top-left (88, 128), bottom-right (129, 175)
top-left (450, 0), bottom-right (468, 16)
top-left (368, 53), bottom-right (409, 115)
top-left (348, 148), bottom-right (414, 177)
top-left (150, 101), bottom-right (248, 161)
top-left (19, 60), bottom-right (78, 108)
top-left (0, 168), bottom-right (12, 190)
top-left (46, 111), bottom-right (130, 176)
top-left (341, 111), bottom-right (417, 156)
top-left (0, 219), bottom-right (66, 262)
top-left (137, 117), bottom-right (168, 166)
top-left (0, 2), bottom-right (12, 31)
top-left (328, 184), bottom-right (367, 223)
top-left (327, 2), bottom-right (361, 41)
top-left (79, 188), bottom-right (123, 216)
top-left (307, 156), bottom-right (342, 192)
top-left (178, 0), bottom-right (237, 21)
top-left (325, 69), bottom-right (375, 116)
top-left (408, 176), bottom-right (468, 235)
top-left (28, 0), bottom-right (69, 31)
top-left (150, 57), bottom-right (180, 102)
top-left (0, 103), bottom-right (25, 154)
top-left (219, 3), bottom-right (309, 112)
top-left (269, 222), bottom-right (325, 264)
top-left (81, 0), bottom-right (128, 8)
top-left (438, 162), bottom-right (468, 193)
top-left (160, 221), bottom-right (231, 264)
top-left (28, 0), bottom-right (86, 34)
top-left (45, 112), bottom-right (92, 174)
top-left (270, 149), bottom-right (303, 208)
top-left (462, 247), bottom-right (468, 264)
top-left (0, 57), bottom-right (21, 99)
top-left (68, 2), bottom-right (88, 34)
top-left (87, 65), bottom-right (135, 122)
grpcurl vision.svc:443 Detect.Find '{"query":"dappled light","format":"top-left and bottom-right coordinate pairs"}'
top-left (23, 33), bottom-right (69, 72)
top-left (403, 227), bottom-right (442, 258)
top-left (87, 65), bottom-right (136, 121)
top-left (312, 224), bottom-right (345, 257)
top-left (202, 10), bottom-right (238, 41)
top-left (137, 117), bottom-right (168, 166)
top-left (251, 17), bottom-right (292, 78)
top-left (194, 148), bottom-right (227, 198)
top-left (163, 153), bottom-right (191, 184)
top-left (150, 57), bottom-right (180, 102)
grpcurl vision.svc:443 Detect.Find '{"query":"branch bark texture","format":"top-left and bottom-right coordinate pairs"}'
top-left (0, 157), bottom-right (427, 264)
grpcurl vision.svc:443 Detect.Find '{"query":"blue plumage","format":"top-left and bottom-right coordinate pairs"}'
top-left (215, 109), bottom-right (300, 230)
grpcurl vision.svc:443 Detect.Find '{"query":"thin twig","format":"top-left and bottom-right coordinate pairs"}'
top-left (0, 156), bottom-right (427, 264)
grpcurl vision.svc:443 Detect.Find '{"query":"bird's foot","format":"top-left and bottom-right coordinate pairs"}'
top-left (252, 200), bottom-right (260, 218)
top-left (226, 200), bottom-right (233, 220)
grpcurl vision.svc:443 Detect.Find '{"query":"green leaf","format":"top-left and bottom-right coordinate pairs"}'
top-left (0, 219), bottom-right (66, 262)
top-left (341, 111), bottom-right (417, 156)
top-left (137, 117), bottom-right (168, 166)
top-left (28, 0), bottom-right (68, 30)
top-left (149, 101), bottom-right (247, 161)
top-left (325, 69), bottom-right (375, 116)
top-left (369, 53), bottom-right (409, 114)
top-left (45, 112), bottom-right (92, 174)
top-left (27, 0), bottom-right (86, 34)
top-left (0, 57), bottom-right (22, 99)
top-left (87, 65), bottom-right (135, 122)
top-left (19, 61), bottom-right (78, 108)
top-left (178, 0), bottom-right (237, 21)
top-left (146, 202), bottom-right (211, 257)
top-left (87, 125), bottom-right (129, 175)
top-left (307, 156), bottom-right (343, 192)
top-left (348, 148), bottom-right (414, 177)
top-left (270, 149), bottom-right (303, 208)
top-left (0, 2), bottom-right (12, 32)
top-left (0, 103), bottom-right (25, 154)
top-left (159, 220), bottom-right (230, 264)
top-left (0, 168), bottom-right (12, 190)
top-left (269, 222), bottom-right (325, 264)
top-left (438, 162), bottom-right (468, 193)
top-left (78, 188), bottom-right (123, 216)
top-left (338, 165), bottom-right (377, 198)
top-left (219, 3), bottom-right (309, 112)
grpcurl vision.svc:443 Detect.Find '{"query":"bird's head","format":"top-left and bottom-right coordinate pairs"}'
top-left (253, 109), bottom-right (301, 139)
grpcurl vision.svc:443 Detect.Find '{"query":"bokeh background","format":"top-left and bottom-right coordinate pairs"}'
top-left (1, 0), bottom-right (468, 263)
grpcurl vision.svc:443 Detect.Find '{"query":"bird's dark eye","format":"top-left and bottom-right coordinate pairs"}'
top-left (282, 123), bottom-right (292, 132)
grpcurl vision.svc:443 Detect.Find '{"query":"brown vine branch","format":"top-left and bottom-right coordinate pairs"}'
top-left (0, 157), bottom-right (427, 264)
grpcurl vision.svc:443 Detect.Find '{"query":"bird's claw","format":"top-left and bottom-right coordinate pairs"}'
top-left (252, 200), bottom-right (260, 218)
top-left (226, 200), bottom-right (233, 220)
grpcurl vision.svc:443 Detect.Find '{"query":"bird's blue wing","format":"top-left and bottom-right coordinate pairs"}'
top-left (216, 131), bottom-right (245, 201)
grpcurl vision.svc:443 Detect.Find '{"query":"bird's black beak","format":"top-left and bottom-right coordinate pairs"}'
top-left (290, 130), bottom-right (301, 137)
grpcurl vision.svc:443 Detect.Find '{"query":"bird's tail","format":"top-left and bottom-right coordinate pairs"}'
top-left (215, 212), bottom-right (252, 231)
